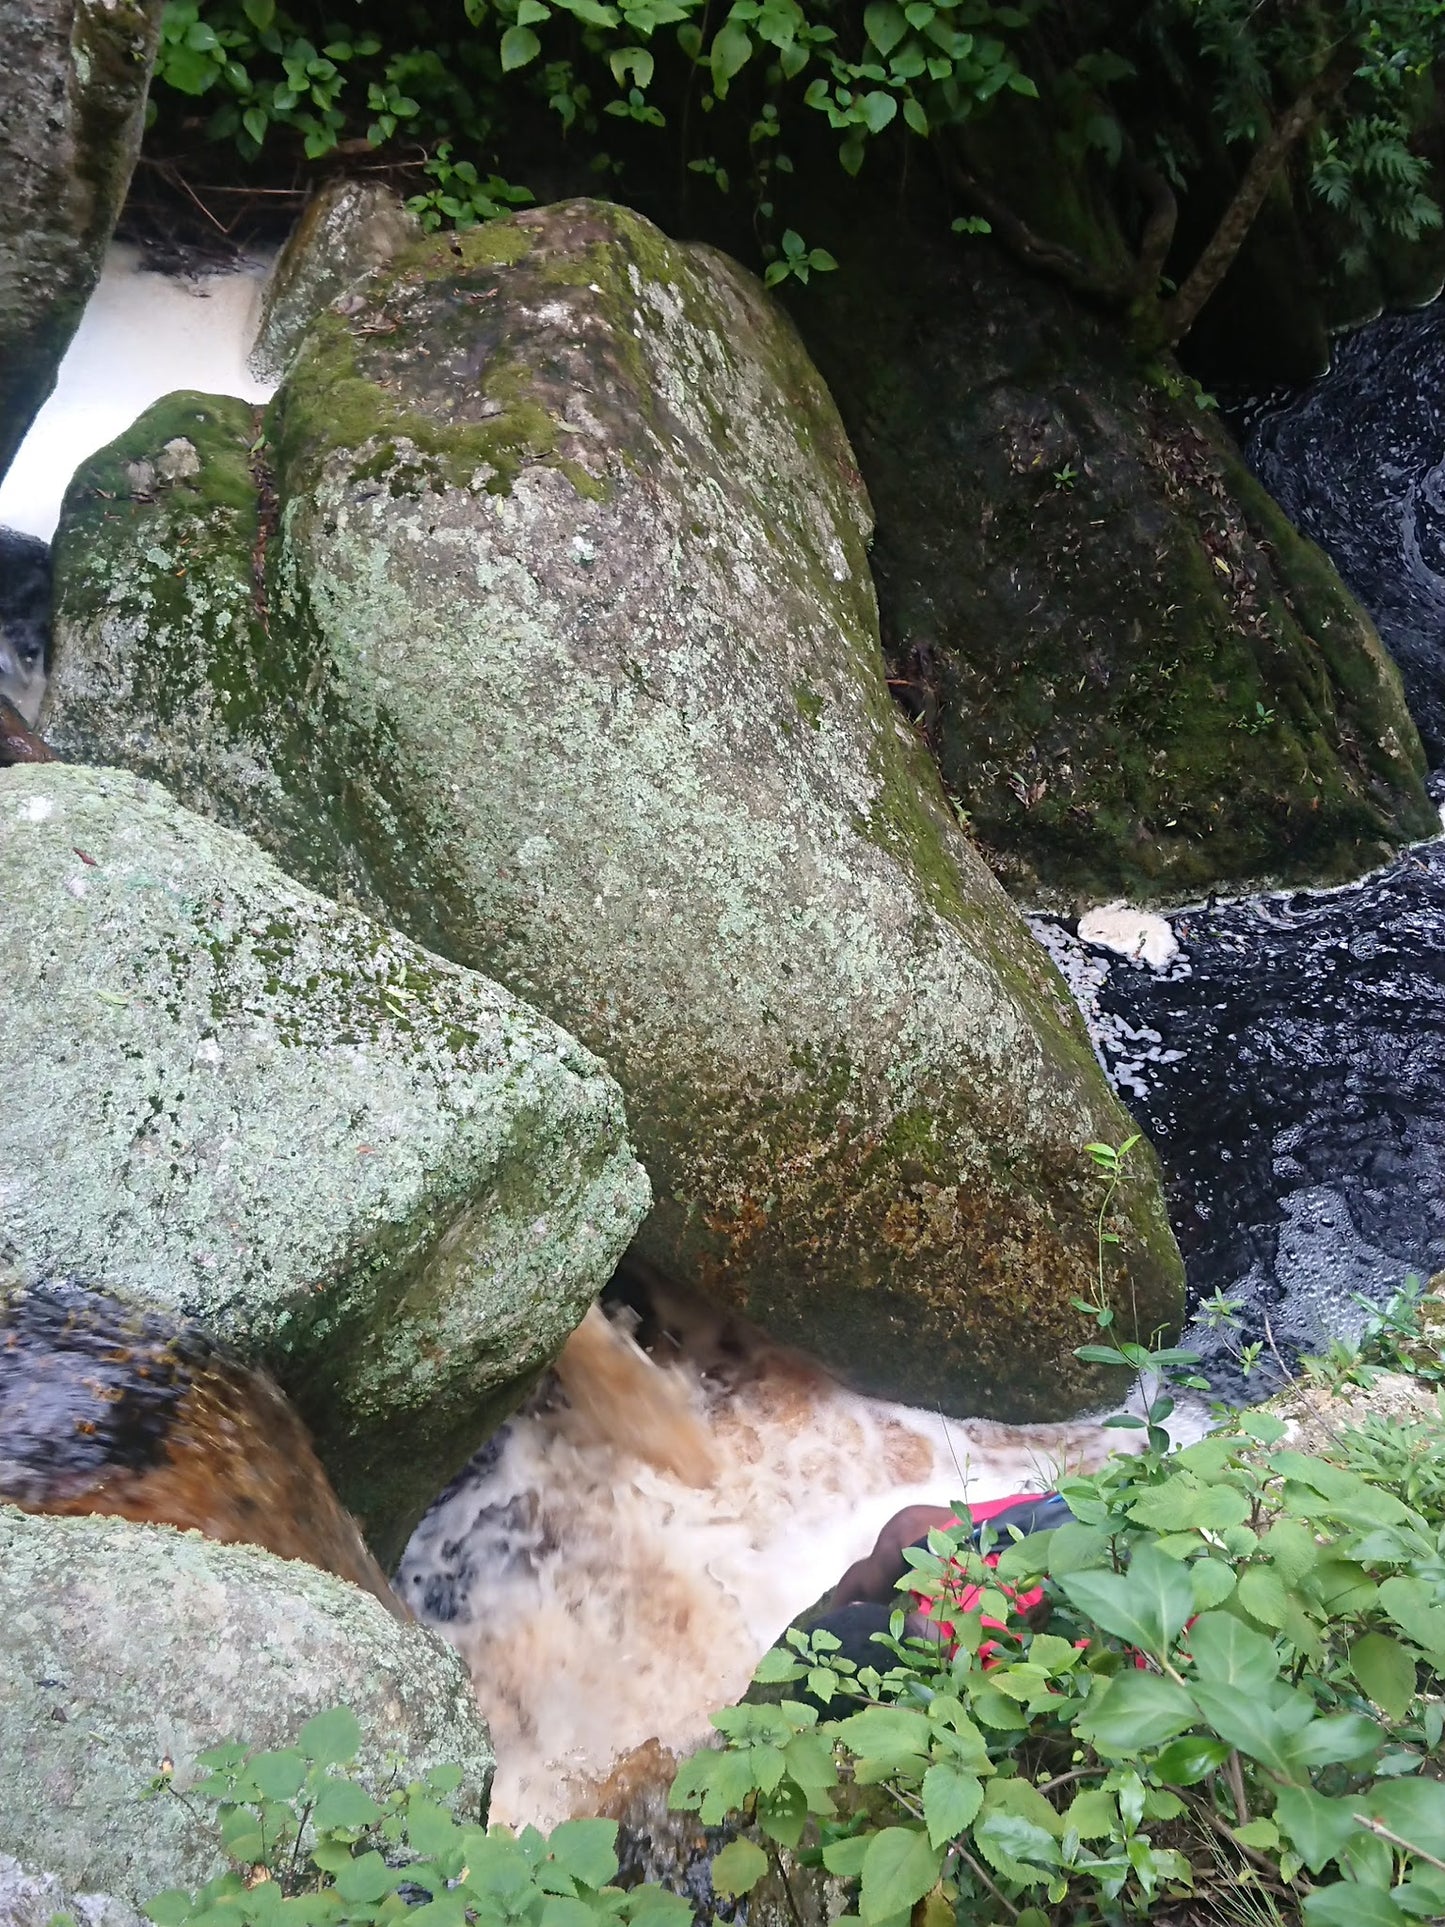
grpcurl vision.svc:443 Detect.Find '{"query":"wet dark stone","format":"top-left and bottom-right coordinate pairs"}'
top-left (0, 528), bottom-right (52, 727)
top-left (0, 1280), bottom-right (402, 1613)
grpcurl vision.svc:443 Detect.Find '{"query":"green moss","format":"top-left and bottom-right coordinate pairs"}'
top-left (793, 192), bottom-right (1434, 908)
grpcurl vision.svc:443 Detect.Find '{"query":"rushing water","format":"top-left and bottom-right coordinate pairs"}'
top-left (397, 1285), bottom-right (1201, 1828)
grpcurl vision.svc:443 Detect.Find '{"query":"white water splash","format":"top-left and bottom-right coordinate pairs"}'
top-left (0, 244), bottom-right (275, 542)
top-left (398, 1285), bottom-right (1207, 1830)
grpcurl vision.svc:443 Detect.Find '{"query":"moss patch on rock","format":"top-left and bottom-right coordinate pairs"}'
top-left (789, 195), bottom-right (1435, 909)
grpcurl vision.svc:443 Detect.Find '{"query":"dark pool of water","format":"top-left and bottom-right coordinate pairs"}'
top-left (1039, 311), bottom-right (1445, 1396)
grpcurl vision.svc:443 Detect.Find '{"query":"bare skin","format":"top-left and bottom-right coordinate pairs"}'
top-left (832, 1503), bottom-right (959, 1609)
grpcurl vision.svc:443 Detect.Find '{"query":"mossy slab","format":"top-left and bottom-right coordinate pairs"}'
top-left (0, 1507), bottom-right (494, 1902)
top-left (46, 198), bottom-right (1183, 1419)
top-left (790, 197), bottom-right (1435, 908)
top-left (0, 763), bottom-right (649, 1558)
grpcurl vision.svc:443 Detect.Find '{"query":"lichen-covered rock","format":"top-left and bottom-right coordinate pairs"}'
top-left (45, 199), bottom-right (1183, 1419)
top-left (789, 196), bottom-right (1436, 907)
top-left (0, 1507), bottom-right (494, 1902)
top-left (0, 1855), bottom-right (141, 1927)
top-left (0, 0), bottom-right (163, 479)
top-left (0, 763), bottom-right (649, 1557)
top-left (250, 178), bottom-right (421, 383)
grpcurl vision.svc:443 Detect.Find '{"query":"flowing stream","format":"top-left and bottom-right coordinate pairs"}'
top-left (6, 246), bottom-right (1445, 1834)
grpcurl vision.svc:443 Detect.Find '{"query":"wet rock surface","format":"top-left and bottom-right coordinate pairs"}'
top-left (0, 1506), bottom-right (493, 1902)
top-left (0, 1281), bottom-right (398, 1610)
top-left (45, 197), bottom-right (1184, 1420)
top-left (0, 0), bottom-right (164, 478)
top-left (0, 527), bottom-right (51, 723)
top-left (0, 762), bottom-right (649, 1562)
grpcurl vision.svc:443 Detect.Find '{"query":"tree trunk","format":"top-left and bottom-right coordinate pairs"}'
top-left (1158, 46), bottom-right (1357, 343)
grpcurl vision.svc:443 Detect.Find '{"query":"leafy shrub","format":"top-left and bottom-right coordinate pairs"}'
top-left (672, 1390), bottom-right (1445, 1925)
top-left (125, 1705), bottom-right (692, 1927)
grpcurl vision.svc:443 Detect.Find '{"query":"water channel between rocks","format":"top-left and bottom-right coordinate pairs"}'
top-left (5, 250), bottom-right (1445, 1829)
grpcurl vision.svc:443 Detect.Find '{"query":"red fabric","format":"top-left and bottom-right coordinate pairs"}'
top-left (908, 1495), bottom-right (1047, 1658)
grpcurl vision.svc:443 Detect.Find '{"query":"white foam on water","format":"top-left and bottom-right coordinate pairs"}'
top-left (398, 1291), bottom-right (1208, 1830)
top-left (1076, 902), bottom-right (1180, 971)
top-left (0, 244), bottom-right (275, 542)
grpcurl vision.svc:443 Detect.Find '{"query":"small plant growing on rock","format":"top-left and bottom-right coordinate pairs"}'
top-left (133, 1705), bottom-right (693, 1927)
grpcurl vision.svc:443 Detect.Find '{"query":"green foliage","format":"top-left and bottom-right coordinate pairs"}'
top-left (138, 1707), bottom-right (693, 1927)
top-left (672, 1392), bottom-right (1445, 1924)
top-left (151, 0), bottom-right (1037, 248)
top-left (406, 142), bottom-right (536, 230)
top-left (763, 228), bottom-right (839, 285)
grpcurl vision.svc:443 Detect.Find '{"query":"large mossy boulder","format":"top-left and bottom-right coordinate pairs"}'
top-left (0, 1507), bottom-right (494, 1903)
top-left (786, 198), bottom-right (1435, 909)
top-left (809, 219), bottom-right (1435, 909)
top-left (0, 0), bottom-right (163, 480)
top-left (0, 762), bottom-right (648, 1558)
top-left (44, 198), bottom-right (1183, 1420)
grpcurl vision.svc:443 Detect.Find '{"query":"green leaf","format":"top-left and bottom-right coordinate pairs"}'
top-left (143, 1897), bottom-right (194, 1926)
top-left (243, 0), bottom-right (276, 25)
top-left (974, 1813), bottom-right (1060, 1881)
top-left (1063, 1787), bottom-right (1116, 1839)
top-left (860, 1828), bottom-right (943, 1924)
top-left (1274, 1784), bottom-right (1360, 1874)
top-left (1057, 1542), bottom-right (1195, 1655)
top-left (549, 1819), bottom-right (619, 1889)
top-left (500, 23), bottom-right (542, 67)
top-left (335, 1852), bottom-right (398, 1904)
top-left (1190, 1560), bottom-right (1237, 1611)
top-left (312, 1778), bottom-right (383, 1830)
top-left (1186, 1611), bottom-right (1279, 1690)
top-left (1237, 1564), bottom-right (1291, 1629)
top-left (754, 1647), bottom-right (802, 1684)
top-left (902, 95), bottom-right (928, 134)
top-left (859, 90), bottom-right (897, 132)
top-left (1234, 1818), bottom-right (1280, 1851)
top-left (1075, 1670), bottom-right (1198, 1752)
top-left (822, 1835), bottom-right (873, 1878)
top-left (1152, 1735), bottom-right (1231, 1786)
top-left (921, 1763), bottom-right (984, 1848)
top-left (1126, 1480), bottom-right (1249, 1533)
top-left (242, 104), bottom-right (269, 144)
top-left (863, 1), bottom-right (907, 53)
top-left (1379, 1577), bottom-right (1445, 1666)
top-left (1302, 1885), bottom-right (1409, 1927)
top-left (710, 19), bottom-right (752, 89)
top-left (1188, 1681), bottom-right (1314, 1778)
top-left (251, 1748), bottom-right (306, 1800)
top-left (1349, 1633), bottom-right (1418, 1722)
top-left (219, 1806), bottom-right (265, 1861)
top-left (710, 1839), bottom-right (768, 1898)
top-left (832, 1706), bottom-right (932, 1765)
top-left (1046, 1523), bottom-right (1111, 1574)
top-left (1362, 1776), bottom-right (1445, 1859)
top-left (298, 1707), bottom-right (362, 1766)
